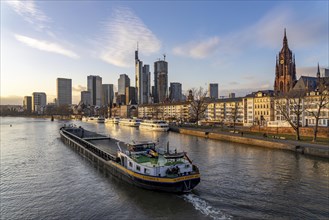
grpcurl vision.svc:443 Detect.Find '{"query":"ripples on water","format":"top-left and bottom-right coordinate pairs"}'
top-left (1, 117), bottom-right (328, 219)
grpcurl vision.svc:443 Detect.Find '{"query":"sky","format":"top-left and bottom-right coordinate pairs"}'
top-left (1, 1), bottom-right (328, 105)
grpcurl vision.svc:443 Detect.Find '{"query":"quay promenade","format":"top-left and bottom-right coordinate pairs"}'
top-left (170, 126), bottom-right (329, 159)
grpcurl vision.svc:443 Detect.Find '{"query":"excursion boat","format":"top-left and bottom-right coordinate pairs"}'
top-left (59, 125), bottom-right (200, 193)
top-left (119, 118), bottom-right (142, 127)
top-left (139, 120), bottom-right (169, 131)
top-left (105, 117), bottom-right (120, 124)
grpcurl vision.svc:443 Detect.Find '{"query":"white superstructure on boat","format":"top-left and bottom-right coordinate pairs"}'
top-left (139, 120), bottom-right (169, 131)
top-left (119, 118), bottom-right (141, 127)
top-left (105, 117), bottom-right (120, 124)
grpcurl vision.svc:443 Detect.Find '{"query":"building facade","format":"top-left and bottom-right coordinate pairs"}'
top-left (274, 29), bottom-right (297, 94)
top-left (138, 102), bottom-right (190, 121)
top-left (87, 75), bottom-right (102, 106)
top-left (56, 78), bottom-right (72, 106)
top-left (81, 91), bottom-right (91, 106)
top-left (23, 96), bottom-right (32, 113)
top-left (126, 86), bottom-right (137, 105)
top-left (154, 58), bottom-right (168, 103)
top-left (135, 49), bottom-right (150, 104)
top-left (253, 90), bottom-right (275, 126)
top-left (208, 83), bottom-right (219, 99)
top-left (118, 74), bottom-right (130, 95)
top-left (169, 82), bottom-right (182, 102)
top-left (32, 92), bottom-right (47, 113)
top-left (102, 84), bottom-right (114, 106)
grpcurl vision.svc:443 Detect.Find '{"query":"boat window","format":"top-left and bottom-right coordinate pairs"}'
top-left (136, 165), bottom-right (141, 171)
top-left (185, 164), bottom-right (190, 168)
top-left (129, 161), bottom-right (133, 167)
top-left (144, 168), bottom-right (150, 174)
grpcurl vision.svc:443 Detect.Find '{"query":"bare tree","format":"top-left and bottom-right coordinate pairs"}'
top-left (304, 79), bottom-right (329, 142)
top-left (275, 89), bottom-right (306, 140)
top-left (188, 87), bottom-right (208, 123)
top-left (228, 102), bottom-right (242, 132)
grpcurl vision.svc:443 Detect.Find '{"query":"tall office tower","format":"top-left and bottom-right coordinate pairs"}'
top-left (81, 91), bottom-right (91, 105)
top-left (126, 86), bottom-right (137, 105)
top-left (102, 84), bottom-right (114, 106)
top-left (87, 75), bottom-right (102, 106)
top-left (118, 74), bottom-right (130, 95)
top-left (229, 93), bottom-right (235, 98)
top-left (169, 82), bottom-right (182, 102)
top-left (135, 49), bottom-right (150, 104)
top-left (23, 96), bottom-right (32, 113)
top-left (208, 83), bottom-right (219, 99)
top-left (32, 92), bottom-right (47, 112)
top-left (56, 78), bottom-right (72, 106)
top-left (274, 29), bottom-right (297, 94)
top-left (154, 56), bottom-right (168, 103)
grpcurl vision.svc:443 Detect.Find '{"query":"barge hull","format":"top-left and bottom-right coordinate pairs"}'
top-left (60, 128), bottom-right (200, 193)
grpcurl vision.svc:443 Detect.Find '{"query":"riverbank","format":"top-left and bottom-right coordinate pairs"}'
top-left (170, 126), bottom-right (329, 159)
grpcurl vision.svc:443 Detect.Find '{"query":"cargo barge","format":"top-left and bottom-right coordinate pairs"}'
top-left (60, 125), bottom-right (200, 193)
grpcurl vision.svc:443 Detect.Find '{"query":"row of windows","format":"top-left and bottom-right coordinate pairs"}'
top-left (255, 111), bottom-right (270, 116)
top-left (129, 161), bottom-right (150, 174)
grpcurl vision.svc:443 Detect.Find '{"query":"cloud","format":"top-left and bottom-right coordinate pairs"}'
top-left (6, 0), bottom-right (50, 31)
top-left (99, 7), bottom-right (161, 67)
top-left (173, 37), bottom-right (220, 59)
top-left (72, 85), bottom-right (87, 93)
top-left (15, 34), bottom-right (79, 59)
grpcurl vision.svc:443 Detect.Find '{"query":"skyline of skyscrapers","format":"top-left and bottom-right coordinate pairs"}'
top-left (81, 91), bottom-right (91, 106)
top-left (87, 75), bottom-right (102, 106)
top-left (154, 57), bottom-right (168, 103)
top-left (169, 82), bottom-right (182, 102)
top-left (32, 92), bottom-right (47, 113)
top-left (135, 48), bottom-right (151, 105)
top-left (56, 78), bottom-right (72, 106)
top-left (208, 83), bottom-right (219, 99)
top-left (102, 84), bottom-right (114, 106)
top-left (118, 74), bottom-right (130, 95)
top-left (23, 96), bottom-right (32, 113)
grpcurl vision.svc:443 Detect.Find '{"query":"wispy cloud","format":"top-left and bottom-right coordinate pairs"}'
top-left (99, 7), bottom-right (161, 67)
top-left (173, 6), bottom-right (327, 63)
top-left (173, 37), bottom-right (220, 59)
top-left (15, 34), bottom-right (79, 59)
top-left (6, 0), bottom-right (50, 31)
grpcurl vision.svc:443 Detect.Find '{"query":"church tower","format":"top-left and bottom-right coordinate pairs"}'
top-left (274, 29), bottom-right (297, 94)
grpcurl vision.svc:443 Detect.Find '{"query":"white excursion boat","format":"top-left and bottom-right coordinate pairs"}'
top-left (119, 118), bottom-right (142, 127)
top-left (139, 120), bottom-right (169, 131)
top-left (105, 117), bottom-right (120, 124)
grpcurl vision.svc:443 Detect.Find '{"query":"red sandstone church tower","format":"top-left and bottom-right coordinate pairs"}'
top-left (274, 29), bottom-right (297, 94)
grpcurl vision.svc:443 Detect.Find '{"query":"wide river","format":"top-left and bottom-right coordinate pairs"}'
top-left (1, 117), bottom-right (328, 219)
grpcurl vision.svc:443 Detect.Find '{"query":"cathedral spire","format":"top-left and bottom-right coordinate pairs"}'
top-left (317, 62), bottom-right (320, 78)
top-left (283, 28), bottom-right (288, 48)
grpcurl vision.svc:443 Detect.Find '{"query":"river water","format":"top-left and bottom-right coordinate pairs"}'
top-left (1, 117), bottom-right (328, 219)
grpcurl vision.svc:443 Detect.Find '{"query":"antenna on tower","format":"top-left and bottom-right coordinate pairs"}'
top-left (137, 42), bottom-right (139, 51)
top-left (163, 53), bottom-right (166, 61)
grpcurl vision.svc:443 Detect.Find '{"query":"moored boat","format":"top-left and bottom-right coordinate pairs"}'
top-left (59, 125), bottom-right (200, 193)
top-left (105, 117), bottom-right (120, 124)
top-left (139, 120), bottom-right (169, 131)
top-left (97, 116), bottom-right (105, 123)
top-left (119, 118), bottom-right (141, 127)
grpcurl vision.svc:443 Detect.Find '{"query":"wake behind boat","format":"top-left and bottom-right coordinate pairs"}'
top-left (139, 120), bottom-right (169, 131)
top-left (60, 125), bottom-right (200, 193)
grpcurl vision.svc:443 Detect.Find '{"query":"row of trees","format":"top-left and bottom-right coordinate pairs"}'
top-left (275, 79), bottom-right (328, 142)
